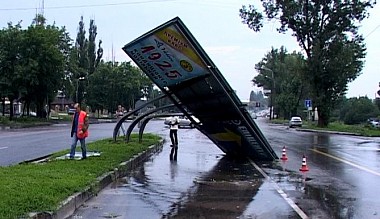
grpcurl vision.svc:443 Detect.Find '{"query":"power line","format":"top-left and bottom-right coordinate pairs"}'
top-left (0, 0), bottom-right (245, 11)
top-left (0, 0), bottom-right (178, 11)
top-left (364, 23), bottom-right (380, 39)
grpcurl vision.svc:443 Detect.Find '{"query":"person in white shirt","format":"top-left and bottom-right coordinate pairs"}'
top-left (169, 116), bottom-right (179, 160)
top-left (116, 105), bottom-right (126, 136)
top-left (169, 116), bottom-right (179, 146)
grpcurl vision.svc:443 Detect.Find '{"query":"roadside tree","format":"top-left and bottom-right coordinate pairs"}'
top-left (240, 0), bottom-right (375, 127)
top-left (340, 96), bottom-right (380, 125)
top-left (253, 47), bottom-right (307, 119)
top-left (0, 15), bottom-right (72, 119)
top-left (0, 23), bottom-right (24, 120)
top-left (71, 16), bottom-right (103, 105)
top-left (375, 98), bottom-right (380, 112)
top-left (19, 15), bottom-right (69, 118)
top-left (86, 61), bottom-right (152, 115)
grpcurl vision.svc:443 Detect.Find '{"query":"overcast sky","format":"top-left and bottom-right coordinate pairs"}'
top-left (1, 0), bottom-right (379, 101)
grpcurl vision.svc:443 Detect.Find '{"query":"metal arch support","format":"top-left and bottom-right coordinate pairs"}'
top-left (113, 94), bottom-right (166, 141)
top-left (138, 112), bottom-right (190, 143)
top-left (125, 104), bottom-right (176, 142)
top-left (138, 116), bottom-right (155, 143)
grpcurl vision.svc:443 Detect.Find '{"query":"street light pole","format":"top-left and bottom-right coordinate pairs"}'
top-left (76, 77), bottom-right (85, 103)
top-left (58, 90), bottom-right (65, 111)
top-left (259, 67), bottom-right (275, 120)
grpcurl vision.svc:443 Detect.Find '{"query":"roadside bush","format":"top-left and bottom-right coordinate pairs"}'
top-left (340, 97), bottom-right (380, 125)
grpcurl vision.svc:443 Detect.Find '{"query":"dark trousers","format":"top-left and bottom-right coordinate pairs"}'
top-left (169, 129), bottom-right (178, 160)
top-left (169, 129), bottom-right (178, 146)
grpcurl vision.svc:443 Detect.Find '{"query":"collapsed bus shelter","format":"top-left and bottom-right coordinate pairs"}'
top-left (116, 17), bottom-right (278, 161)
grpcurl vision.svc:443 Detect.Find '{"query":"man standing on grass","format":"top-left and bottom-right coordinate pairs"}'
top-left (69, 103), bottom-right (89, 159)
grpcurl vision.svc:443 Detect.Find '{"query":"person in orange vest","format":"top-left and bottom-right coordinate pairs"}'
top-left (69, 103), bottom-right (89, 159)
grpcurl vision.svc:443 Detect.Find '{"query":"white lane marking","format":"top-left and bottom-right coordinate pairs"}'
top-left (311, 148), bottom-right (380, 177)
top-left (248, 158), bottom-right (309, 219)
top-left (0, 147), bottom-right (8, 150)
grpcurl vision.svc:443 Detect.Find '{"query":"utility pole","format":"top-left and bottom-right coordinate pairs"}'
top-left (259, 67), bottom-right (275, 120)
top-left (76, 77), bottom-right (86, 103)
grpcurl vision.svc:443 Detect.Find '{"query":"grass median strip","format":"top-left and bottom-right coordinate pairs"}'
top-left (0, 134), bottom-right (161, 219)
top-left (271, 119), bottom-right (380, 137)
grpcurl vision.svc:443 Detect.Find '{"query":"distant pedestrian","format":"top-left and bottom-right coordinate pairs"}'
top-left (69, 103), bottom-right (89, 159)
top-left (169, 116), bottom-right (179, 160)
top-left (116, 105), bottom-right (126, 136)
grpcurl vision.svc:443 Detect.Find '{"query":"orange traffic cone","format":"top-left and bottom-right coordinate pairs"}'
top-left (280, 146), bottom-right (288, 161)
top-left (299, 155), bottom-right (309, 171)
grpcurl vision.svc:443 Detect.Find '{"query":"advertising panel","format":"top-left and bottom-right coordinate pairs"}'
top-left (123, 20), bottom-right (209, 88)
top-left (123, 17), bottom-right (277, 161)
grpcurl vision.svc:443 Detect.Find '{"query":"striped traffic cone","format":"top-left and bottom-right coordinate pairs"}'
top-left (299, 155), bottom-right (309, 172)
top-left (280, 146), bottom-right (288, 161)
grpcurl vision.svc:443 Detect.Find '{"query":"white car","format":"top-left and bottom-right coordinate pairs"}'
top-left (289, 116), bottom-right (302, 128)
top-left (249, 112), bottom-right (257, 119)
top-left (369, 120), bottom-right (380, 128)
top-left (367, 118), bottom-right (380, 128)
top-left (164, 116), bottom-right (199, 128)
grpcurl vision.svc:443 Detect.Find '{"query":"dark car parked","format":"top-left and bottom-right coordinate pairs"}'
top-left (67, 108), bottom-right (76, 115)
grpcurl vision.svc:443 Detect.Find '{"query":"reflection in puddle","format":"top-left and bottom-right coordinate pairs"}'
top-left (269, 164), bottom-right (357, 219)
top-left (303, 184), bottom-right (356, 218)
top-left (163, 157), bottom-right (265, 218)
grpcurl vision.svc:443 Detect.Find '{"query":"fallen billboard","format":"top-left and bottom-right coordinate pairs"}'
top-left (123, 17), bottom-right (278, 161)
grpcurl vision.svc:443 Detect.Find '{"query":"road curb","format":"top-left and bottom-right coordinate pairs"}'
top-left (28, 139), bottom-right (164, 219)
top-left (296, 128), bottom-right (362, 136)
top-left (0, 119), bottom-right (115, 130)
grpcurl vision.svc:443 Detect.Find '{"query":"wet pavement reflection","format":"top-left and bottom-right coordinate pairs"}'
top-left (70, 120), bottom-right (380, 219)
top-left (72, 126), bottom-right (297, 218)
top-left (257, 119), bottom-right (380, 219)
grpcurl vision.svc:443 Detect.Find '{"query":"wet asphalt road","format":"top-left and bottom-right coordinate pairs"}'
top-left (260, 120), bottom-right (380, 218)
top-left (0, 122), bottom-right (123, 166)
top-left (70, 118), bottom-right (380, 219)
top-left (1, 119), bottom-right (380, 218)
top-left (0, 121), bottom-right (163, 166)
top-left (71, 123), bottom-right (296, 219)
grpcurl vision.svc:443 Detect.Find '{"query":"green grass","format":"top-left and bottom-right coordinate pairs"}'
top-left (270, 118), bottom-right (288, 125)
top-left (270, 118), bottom-right (380, 137)
top-left (49, 113), bottom-right (73, 121)
top-left (0, 116), bottom-right (52, 127)
top-left (0, 134), bottom-right (161, 219)
top-left (302, 122), bottom-right (380, 137)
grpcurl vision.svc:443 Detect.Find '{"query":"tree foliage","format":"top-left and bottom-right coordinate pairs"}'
top-left (0, 22), bottom-right (24, 119)
top-left (86, 61), bottom-right (152, 115)
top-left (339, 96), bottom-right (380, 125)
top-left (72, 16), bottom-right (103, 104)
top-left (375, 98), bottom-right (380, 111)
top-left (253, 47), bottom-right (307, 119)
top-left (249, 90), bottom-right (266, 104)
top-left (240, 0), bottom-right (375, 127)
top-left (0, 15), bottom-right (155, 120)
top-left (21, 21), bottom-right (68, 117)
top-left (0, 17), bottom-right (69, 119)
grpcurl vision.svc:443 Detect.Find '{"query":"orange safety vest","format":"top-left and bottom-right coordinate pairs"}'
top-left (77, 111), bottom-right (89, 139)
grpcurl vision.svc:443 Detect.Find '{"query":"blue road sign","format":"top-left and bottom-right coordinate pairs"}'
top-left (305, 99), bottom-right (312, 108)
